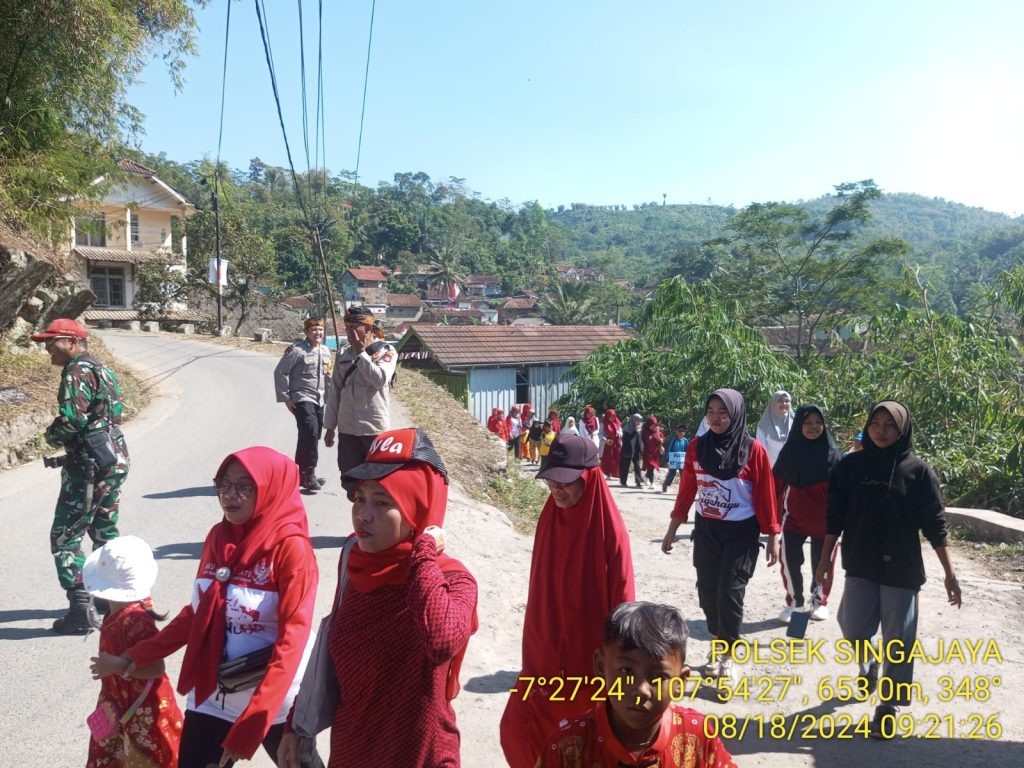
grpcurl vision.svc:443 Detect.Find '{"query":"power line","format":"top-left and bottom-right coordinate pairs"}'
top-left (253, 0), bottom-right (340, 344)
top-left (354, 0), bottom-right (377, 185)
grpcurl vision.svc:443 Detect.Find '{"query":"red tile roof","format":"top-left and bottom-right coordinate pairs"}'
top-left (397, 325), bottom-right (628, 367)
top-left (465, 274), bottom-right (501, 285)
top-left (387, 293), bottom-right (424, 308)
top-left (118, 159), bottom-right (157, 176)
top-left (347, 266), bottom-right (390, 281)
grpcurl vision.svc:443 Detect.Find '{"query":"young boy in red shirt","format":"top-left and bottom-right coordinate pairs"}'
top-left (536, 601), bottom-right (736, 767)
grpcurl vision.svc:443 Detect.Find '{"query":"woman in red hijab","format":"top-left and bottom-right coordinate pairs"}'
top-left (486, 407), bottom-right (501, 434)
top-left (641, 415), bottom-right (665, 487)
top-left (547, 408), bottom-right (561, 435)
top-left (121, 447), bottom-right (322, 768)
top-left (500, 434), bottom-right (635, 768)
top-left (599, 408), bottom-right (622, 480)
top-left (580, 405), bottom-right (600, 448)
top-left (282, 428), bottom-right (478, 767)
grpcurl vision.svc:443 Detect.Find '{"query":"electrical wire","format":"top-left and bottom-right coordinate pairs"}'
top-left (253, 0), bottom-right (340, 344)
top-left (354, 0), bottom-right (377, 185)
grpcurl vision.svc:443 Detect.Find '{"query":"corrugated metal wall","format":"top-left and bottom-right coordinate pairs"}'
top-left (466, 365), bottom-right (575, 424)
top-left (468, 368), bottom-right (517, 423)
top-left (528, 365), bottom-right (574, 417)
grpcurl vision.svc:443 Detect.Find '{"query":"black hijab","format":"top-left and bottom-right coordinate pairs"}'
top-left (773, 404), bottom-right (841, 487)
top-left (696, 388), bottom-right (753, 480)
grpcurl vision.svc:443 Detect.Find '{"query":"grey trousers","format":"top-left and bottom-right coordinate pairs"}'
top-left (837, 575), bottom-right (919, 706)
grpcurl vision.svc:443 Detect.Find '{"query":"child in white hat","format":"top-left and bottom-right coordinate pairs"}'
top-left (84, 536), bottom-right (183, 767)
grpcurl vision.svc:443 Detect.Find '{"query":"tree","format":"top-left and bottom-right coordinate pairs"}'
top-left (719, 181), bottom-right (908, 358)
top-left (561, 277), bottom-right (803, 426)
top-left (0, 0), bottom-right (202, 233)
top-left (133, 260), bottom-right (189, 319)
top-left (185, 206), bottom-right (277, 334)
top-left (542, 282), bottom-right (598, 325)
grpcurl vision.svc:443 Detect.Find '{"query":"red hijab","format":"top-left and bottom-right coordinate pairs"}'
top-left (547, 409), bottom-right (560, 434)
top-left (521, 467), bottom-right (635, 678)
top-left (346, 463), bottom-right (478, 699)
top-left (486, 408), bottom-right (501, 433)
top-left (179, 446), bottom-right (310, 705)
top-left (581, 405), bottom-right (599, 436)
top-left (603, 408), bottom-right (621, 435)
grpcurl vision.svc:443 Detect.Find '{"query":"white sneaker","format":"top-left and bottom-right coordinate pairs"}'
top-left (719, 656), bottom-right (739, 683)
top-left (778, 606), bottom-right (795, 622)
top-left (703, 650), bottom-right (723, 678)
top-left (810, 604), bottom-right (829, 621)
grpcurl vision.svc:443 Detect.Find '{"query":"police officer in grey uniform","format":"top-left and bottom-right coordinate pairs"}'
top-left (274, 317), bottom-right (333, 491)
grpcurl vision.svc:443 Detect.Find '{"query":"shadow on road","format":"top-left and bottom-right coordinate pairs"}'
top-left (464, 669), bottom-right (520, 694)
top-left (153, 541), bottom-right (203, 560)
top-left (0, 626), bottom-right (71, 641)
top-left (143, 486), bottom-right (217, 499)
top-left (0, 608), bottom-right (64, 623)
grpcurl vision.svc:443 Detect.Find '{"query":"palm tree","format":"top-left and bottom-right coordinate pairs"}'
top-left (542, 282), bottom-right (598, 324)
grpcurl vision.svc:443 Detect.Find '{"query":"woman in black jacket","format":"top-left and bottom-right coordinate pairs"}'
top-left (815, 400), bottom-right (962, 739)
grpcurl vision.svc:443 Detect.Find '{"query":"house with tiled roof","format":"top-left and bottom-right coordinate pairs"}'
top-left (396, 324), bottom-right (629, 423)
top-left (498, 295), bottom-right (540, 324)
top-left (67, 159), bottom-right (200, 324)
top-left (463, 274), bottom-right (503, 298)
top-left (342, 266), bottom-right (390, 305)
top-left (386, 293), bottom-right (424, 322)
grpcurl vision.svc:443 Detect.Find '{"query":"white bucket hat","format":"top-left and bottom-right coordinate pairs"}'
top-left (83, 536), bottom-right (158, 602)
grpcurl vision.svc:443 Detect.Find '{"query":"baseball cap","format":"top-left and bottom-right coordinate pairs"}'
top-left (30, 318), bottom-right (88, 342)
top-left (82, 536), bottom-right (158, 602)
top-left (342, 427), bottom-right (448, 484)
top-left (536, 434), bottom-right (599, 484)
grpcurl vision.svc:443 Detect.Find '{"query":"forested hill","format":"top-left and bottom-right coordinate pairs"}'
top-left (551, 193), bottom-right (1021, 284)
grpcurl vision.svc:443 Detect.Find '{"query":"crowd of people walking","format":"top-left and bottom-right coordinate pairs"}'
top-left (31, 313), bottom-right (965, 767)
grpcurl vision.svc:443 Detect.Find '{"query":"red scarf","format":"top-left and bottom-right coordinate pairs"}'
top-left (346, 464), bottom-right (478, 699)
top-left (582, 406), bottom-right (599, 436)
top-left (522, 467), bottom-right (635, 678)
top-left (548, 410), bottom-right (560, 434)
top-left (178, 447), bottom-right (310, 705)
top-left (603, 408), bottom-right (621, 437)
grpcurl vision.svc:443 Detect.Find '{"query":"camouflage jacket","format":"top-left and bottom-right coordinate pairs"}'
top-left (46, 354), bottom-right (125, 448)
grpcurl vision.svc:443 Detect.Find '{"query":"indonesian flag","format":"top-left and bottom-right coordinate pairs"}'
top-left (448, 281), bottom-right (461, 300)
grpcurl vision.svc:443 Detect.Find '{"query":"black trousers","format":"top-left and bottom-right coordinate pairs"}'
top-left (692, 514), bottom-right (761, 648)
top-left (619, 453), bottom-right (641, 487)
top-left (662, 468), bottom-right (679, 489)
top-left (781, 531), bottom-right (825, 607)
top-left (292, 401), bottom-right (323, 473)
top-left (177, 709), bottom-right (325, 768)
top-left (337, 433), bottom-right (376, 496)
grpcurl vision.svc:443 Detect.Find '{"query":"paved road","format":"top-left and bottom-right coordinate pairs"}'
top-left (0, 331), bottom-right (359, 766)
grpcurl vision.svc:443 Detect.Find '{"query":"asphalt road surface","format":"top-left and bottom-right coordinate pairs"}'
top-left (0, 331), bottom-right (354, 766)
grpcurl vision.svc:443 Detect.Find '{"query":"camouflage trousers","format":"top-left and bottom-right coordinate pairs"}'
top-left (50, 456), bottom-right (129, 590)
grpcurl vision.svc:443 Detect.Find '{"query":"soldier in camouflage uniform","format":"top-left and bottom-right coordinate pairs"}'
top-left (31, 318), bottom-right (130, 634)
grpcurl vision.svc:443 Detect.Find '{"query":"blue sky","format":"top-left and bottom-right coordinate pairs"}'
top-left (128, 0), bottom-right (1023, 215)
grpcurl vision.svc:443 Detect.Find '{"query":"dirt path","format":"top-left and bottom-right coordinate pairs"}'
top-left (432, 429), bottom-right (1024, 766)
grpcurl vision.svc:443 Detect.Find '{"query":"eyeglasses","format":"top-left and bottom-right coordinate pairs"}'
top-left (215, 480), bottom-right (256, 498)
top-left (44, 336), bottom-right (73, 348)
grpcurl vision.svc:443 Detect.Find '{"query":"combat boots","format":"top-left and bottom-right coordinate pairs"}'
top-left (301, 469), bottom-right (321, 493)
top-left (52, 586), bottom-right (100, 635)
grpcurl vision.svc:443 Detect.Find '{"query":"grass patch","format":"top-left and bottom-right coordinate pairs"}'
top-left (394, 367), bottom-right (547, 531)
top-left (948, 525), bottom-right (1024, 582)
